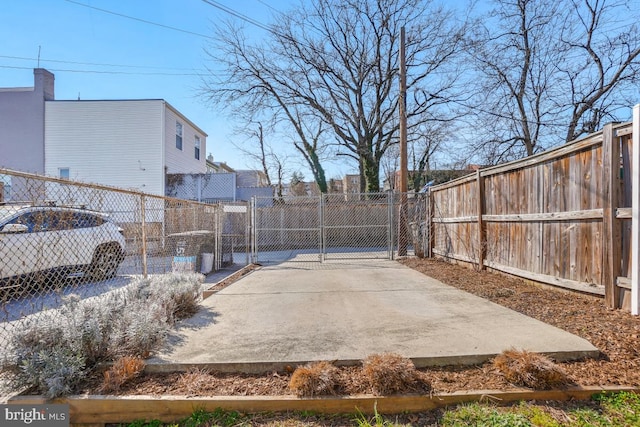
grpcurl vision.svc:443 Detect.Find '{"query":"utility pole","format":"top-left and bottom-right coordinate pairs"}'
top-left (398, 26), bottom-right (409, 256)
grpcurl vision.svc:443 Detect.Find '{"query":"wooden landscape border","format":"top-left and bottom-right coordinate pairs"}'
top-left (8, 386), bottom-right (639, 426)
top-left (202, 263), bottom-right (258, 299)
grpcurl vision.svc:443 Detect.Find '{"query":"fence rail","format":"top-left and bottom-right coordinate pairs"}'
top-left (426, 113), bottom-right (640, 312)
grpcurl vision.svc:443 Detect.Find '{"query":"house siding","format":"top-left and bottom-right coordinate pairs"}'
top-left (164, 103), bottom-right (207, 175)
top-left (44, 100), bottom-right (165, 195)
top-left (0, 69), bottom-right (54, 173)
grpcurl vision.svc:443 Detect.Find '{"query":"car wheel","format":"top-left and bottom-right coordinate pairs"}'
top-left (91, 244), bottom-right (122, 281)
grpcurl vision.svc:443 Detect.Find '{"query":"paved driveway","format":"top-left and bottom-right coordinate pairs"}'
top-left (147, 259), bottom-right (598, 373)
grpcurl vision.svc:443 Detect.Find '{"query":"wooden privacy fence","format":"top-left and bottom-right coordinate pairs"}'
top-left (427, 106), bottom-right (640, 312)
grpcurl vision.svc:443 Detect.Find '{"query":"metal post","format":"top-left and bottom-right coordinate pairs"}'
top-left (388, 190), bottom-right (394, 260)
top-left (398, 26), bottom-right (409, 256)
top-left (245, 201), bottom-right (250, 266)
top-left (251, 197), bottom-right (257, 264)
top-left (140, 195), bottom-right (148, 278)
top-left (320, 194), bottom-right (325, 262)
top-left (196, 175), bottom-right (202, 202)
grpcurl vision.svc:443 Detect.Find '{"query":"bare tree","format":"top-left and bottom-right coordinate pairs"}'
top-left (203, 0), bottom-right (465, 192)
top-left (465, 0), bottom-right (563, 162)
top-left (408, 121), bottom-right (450, 191)
top-left (233, 121), bottom-right (290, 201)
top-left (465, 0), bottom-right (640, 164)
top-left (560, 0), bottom-right (640, 141)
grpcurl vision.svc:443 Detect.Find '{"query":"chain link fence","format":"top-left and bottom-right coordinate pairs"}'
top-left (251, 192), bottom-right (424, 263)
top-left (0, 168), bottom-right (234, 351)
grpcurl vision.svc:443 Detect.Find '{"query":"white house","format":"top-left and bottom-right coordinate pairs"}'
top-left (44, 99), bottom-right (207, 196)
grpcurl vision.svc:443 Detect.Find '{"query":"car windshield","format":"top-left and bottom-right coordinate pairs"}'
top-left (0, 205), bottom-right (27, 225)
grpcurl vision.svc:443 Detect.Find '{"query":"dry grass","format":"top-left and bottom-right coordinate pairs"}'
top-left (100, 356), bottom-right (146, 393)
top-left (492, 349), bottom-right (572, 390)
top-left (362, 353), bottom-right (429, 396)
top-left (288, 361), bottom-right (340, 397)
top-left (174, 368), bottom-right (215, 395)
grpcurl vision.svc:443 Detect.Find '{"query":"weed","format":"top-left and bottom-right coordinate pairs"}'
top-left (288, 361), bottom-right (340, 397)
top-left (354, 404), bottom-right (409, 427)
top-left (492, 349), bottom-right (571, 389)
top-left (568, 407), bottom-right (609, 426)
top-left (126, 420), bottom-right (164, 427)
top-left (516, 402), bottom-right (562, 427)
top-left (593, 391), bottom-right (640, 426)
top-left (206, 407), bottom-right (245, 427)
top-left (441, 403), bottom-right (531, 427)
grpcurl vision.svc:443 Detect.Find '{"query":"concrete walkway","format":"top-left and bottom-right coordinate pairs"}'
top-left (147, 259), bottom-right (598, 373)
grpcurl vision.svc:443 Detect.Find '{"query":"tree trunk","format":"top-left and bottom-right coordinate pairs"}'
top-left (362, 155), bottom-right (380, 193)
top-left (308, 149), bottom-right (328, 193)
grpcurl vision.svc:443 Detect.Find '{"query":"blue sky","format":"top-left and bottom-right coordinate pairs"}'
top-left (0, 0), bottom-right (303, 173)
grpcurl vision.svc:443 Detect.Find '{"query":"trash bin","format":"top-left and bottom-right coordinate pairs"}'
top-left (167, 231), bottom-right (215, 273)
top-left (172, 255), bottom-right (197, 273)
top-left (200, 253), bottom-right (214, 274)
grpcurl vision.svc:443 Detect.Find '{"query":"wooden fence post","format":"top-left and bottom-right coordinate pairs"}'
top-left (632, 105), bottom-right (640, 315)
top-left (602, 123), bottom-right (621, 309)
top-left (477, 170), bottom-right (486, 270)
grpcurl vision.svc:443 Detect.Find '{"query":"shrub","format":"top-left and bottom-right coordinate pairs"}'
top-left (362, 353), bottom-right (428, 396)
top-left (289, 361), bottom-right (340, 397)
top-left (151, 273), bottom-right (203, 323)
top-left (7, 273), bottom-right (204, 397)
top-left (492, 349), bottom-right (571, 389)
top-left (14, 346), bottom-right (86, 399)
top-left (100, 356), bottom-right (146, 393)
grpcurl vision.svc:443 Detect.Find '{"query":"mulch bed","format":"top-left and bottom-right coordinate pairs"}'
top-left (82, 257), bottom-right (640, 396)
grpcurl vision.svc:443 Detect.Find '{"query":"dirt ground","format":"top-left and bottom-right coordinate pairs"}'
top-left (84, 257), bottom-right (640, 396)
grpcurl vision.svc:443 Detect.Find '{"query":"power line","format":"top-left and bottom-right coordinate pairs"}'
top-left (255, 0), bottom-right (284, 16)
top-left (200, 0), bottom-right (274, 33)
top-left (64, 0), bottom-right (214, 40)
top-left (0, 55), bottom-right (204, 72)
top-left (0, 64), bottom-right (206, 76)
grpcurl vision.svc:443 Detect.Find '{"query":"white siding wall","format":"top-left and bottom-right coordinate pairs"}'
top-left (45, 100), bottom-right (164, 195)
top-left (164, 104), bottom-right (207, 175)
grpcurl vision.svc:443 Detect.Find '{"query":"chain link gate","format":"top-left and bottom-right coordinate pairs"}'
top-left (251, 192), bottom-right (410, 264)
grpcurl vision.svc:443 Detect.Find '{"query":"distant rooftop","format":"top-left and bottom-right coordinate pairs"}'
top-left (0, 87), bottom-right (33, 92)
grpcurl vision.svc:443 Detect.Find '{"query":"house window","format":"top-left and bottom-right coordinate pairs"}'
top-left (176, 122), bottom-right (183, 150)
top-left (59, 168), bottom-right (70, 179)
top-left (195, 136), bottom-right (201, 160)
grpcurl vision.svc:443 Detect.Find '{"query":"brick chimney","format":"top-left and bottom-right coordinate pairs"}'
top-left (34, 68), bottom-right (55, 100)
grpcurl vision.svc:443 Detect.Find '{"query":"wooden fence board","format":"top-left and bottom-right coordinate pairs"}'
top-left (428, 121), bottom-right (634, 305)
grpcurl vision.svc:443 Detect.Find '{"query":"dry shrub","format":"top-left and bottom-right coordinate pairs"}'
top-left (362, 353), bottom-right (428, 396)
top-left (288, 361), bottom-right (340, 397)
top-left (100, 356), bottom-right (146, 393)
top-left (492, 349), bottom-right (571, 389)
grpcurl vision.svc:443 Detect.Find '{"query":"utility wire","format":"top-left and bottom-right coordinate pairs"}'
top-left (0, 54), bottom-right (204, 72)
top-left (64, 0), bottom-right (214, 40)
top-left (0, 64), bottom-right (205, 76)
top-left (200, 0), bottom-right (275, 34)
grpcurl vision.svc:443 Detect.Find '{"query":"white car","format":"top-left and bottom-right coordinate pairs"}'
top-left (0, 204), bottom-right (126, 288)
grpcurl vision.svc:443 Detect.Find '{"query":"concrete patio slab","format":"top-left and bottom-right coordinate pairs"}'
top-left (147, 259), bottom-right (599, 373)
